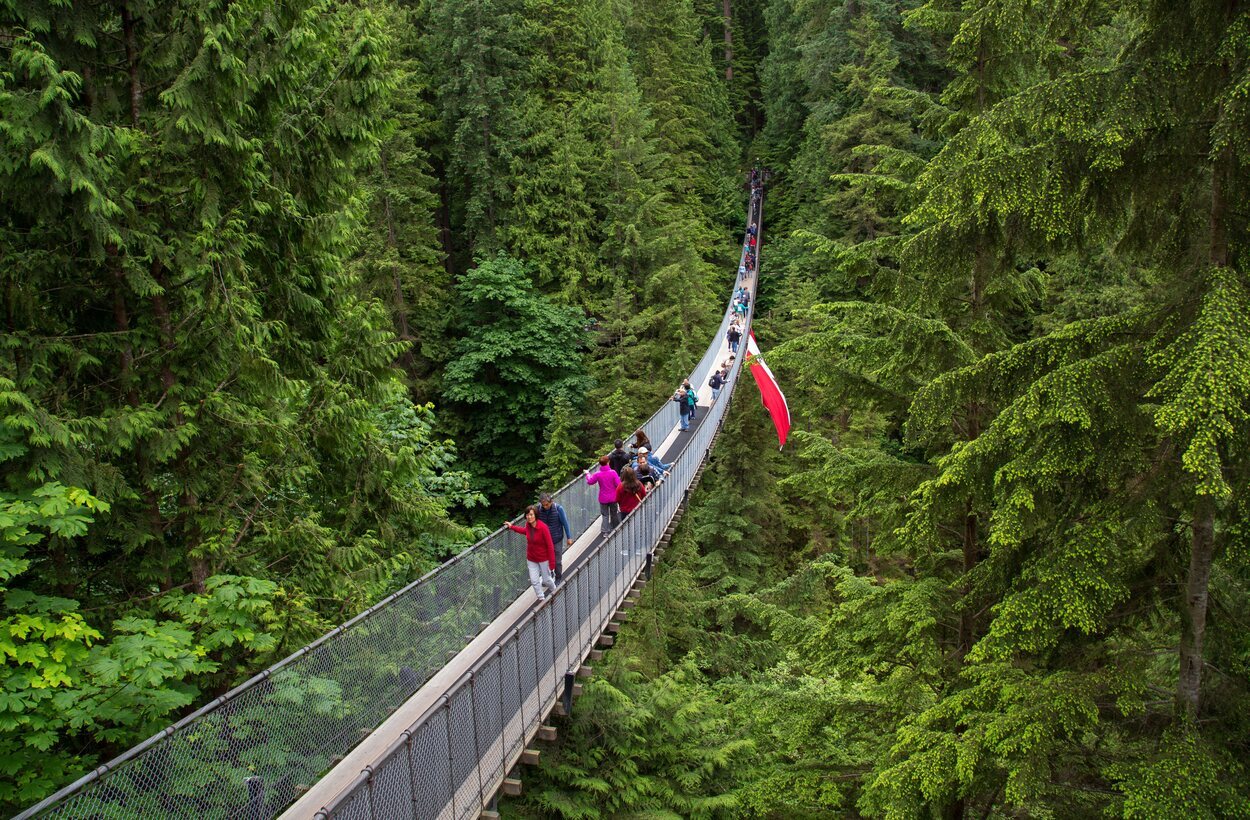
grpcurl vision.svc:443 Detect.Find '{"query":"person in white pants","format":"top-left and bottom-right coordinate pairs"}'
top-left (504, 505), bottom-right (558, 601)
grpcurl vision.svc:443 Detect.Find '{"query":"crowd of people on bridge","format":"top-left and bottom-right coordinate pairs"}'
top-left (506, 172), bottom-right (765, 602)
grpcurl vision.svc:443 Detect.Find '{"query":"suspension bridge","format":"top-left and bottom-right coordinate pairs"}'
top-left (22, 193), bottom-right (765, 820)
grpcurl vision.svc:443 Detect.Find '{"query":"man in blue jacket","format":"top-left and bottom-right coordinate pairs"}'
top-left (635, 447), bottom-right (670, 481)
top-left (536, 493), bottom-right (573, 582)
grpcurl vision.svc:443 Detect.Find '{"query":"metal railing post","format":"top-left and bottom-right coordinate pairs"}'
top-left (562, 672), bottom-right (575, 717)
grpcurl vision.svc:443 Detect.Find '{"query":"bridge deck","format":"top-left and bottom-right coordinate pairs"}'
top-left (281, 302), bottom-right (746, 818)
top-left (22, 193), bottom-right (760, 820)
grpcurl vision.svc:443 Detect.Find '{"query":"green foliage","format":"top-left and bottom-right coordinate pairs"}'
top-left (0, 477), bottom-right (284, 808)
top-left (541, 396), bottom-right (586, 490)
top-left (527, 660), bottom-right (753, 818)
top-left (521, 1), bottom-right (1250, 818)
top-left (442, 254), bottom-right (590, 489)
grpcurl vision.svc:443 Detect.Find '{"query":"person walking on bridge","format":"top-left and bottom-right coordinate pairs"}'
top-left (674, 387), bottom-right (692, 431)
top-left (631, 428), bottom-right (652, 456)
top-left (503, 505), bottom-right (557, 602)
top-left (585, 456), bottom-right (622, 535)
top-left (727, 324), bottom-right (741, 354)
top-left (708, 369), bottom-right (725, 402)
top-left (535, 492), bottom-right (573, 583)
top-left (617, 467), bottom-right (648, 517)
top-left (608, 439), bottom-right (631, 473)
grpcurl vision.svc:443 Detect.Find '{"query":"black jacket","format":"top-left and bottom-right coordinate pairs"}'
top-left (608, 448), bottom-right (631, 473)
top-left (635, 463), bottom-right (658, 486)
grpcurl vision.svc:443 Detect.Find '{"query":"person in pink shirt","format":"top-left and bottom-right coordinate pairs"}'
top-left (584, 455), bottom-right (622, 535)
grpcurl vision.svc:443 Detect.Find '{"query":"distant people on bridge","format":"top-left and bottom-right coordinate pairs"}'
top-left (634, 446), bottom-right (671, 480)
top-left (535, 492), bottom-right (572, 583)
top-left (607, 438), bottom-right (631, 473)
top-left (727, 323), bottom-right (741, 354)
top-left (634, 457), bottom-right (659, 488)
top-left (682, 379), bottom-right (698, 421)
top-left (504, 505), bottom-right (557, 601)
top-left (708, 369), bottom-right (725, 402)
top-left (674, 386), bottom-right (692, 431)
top-left (585, 456), bottom-right (622, 535)
top-left (617, 467), bottom-right (648, 516)
top-left (631, 428), bottom-right (652, 456)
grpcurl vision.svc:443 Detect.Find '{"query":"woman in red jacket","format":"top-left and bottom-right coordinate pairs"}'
top-left (503, 505), bottom-right (557, 601)
top-left (616, 467), bottom-right (648, 517)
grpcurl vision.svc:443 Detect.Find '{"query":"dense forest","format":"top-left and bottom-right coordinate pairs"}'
top-left (1, 0), bottom-right (1248, 817)
top-left (510, 0), bottom-right (1250, 817)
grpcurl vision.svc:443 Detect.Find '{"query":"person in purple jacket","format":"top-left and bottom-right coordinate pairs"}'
top-left (584, 455), bottom-right (622, 535)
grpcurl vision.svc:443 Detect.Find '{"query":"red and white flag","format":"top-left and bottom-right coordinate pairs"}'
top-left (745, 331), bottom-right (791, 449)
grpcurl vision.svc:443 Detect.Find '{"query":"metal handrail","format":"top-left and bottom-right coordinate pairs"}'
top-left (24, 192), bottom-right (766, 820)
top-left (309, 191), bottom-right (764, 820)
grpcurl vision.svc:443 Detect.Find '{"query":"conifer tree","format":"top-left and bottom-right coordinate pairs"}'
top-left (441, 254), bottom-right (590, 491)
top-left (0, 2), bottom-right (471, 805)
top-left (427, 0), bottom-right (527, 262)
top-left (355, 0), bottom-right (453, 401)
top-left (541, 396), bottom-right (586, 490)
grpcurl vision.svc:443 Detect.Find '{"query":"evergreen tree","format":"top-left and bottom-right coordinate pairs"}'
top-left (0, 1), bottom-right (471, 806)
top-left (441, 254), bottom-right (590, 492)
top-left (428, 0), bottom-right (527, 263)
top-left (354, 0), bottom-right (453, 401)
top-left (541, 396), bottom-right (586, 490)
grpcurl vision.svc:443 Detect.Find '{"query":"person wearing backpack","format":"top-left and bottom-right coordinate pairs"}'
top-left (503, 505), bottom-right (557, 602)
top-left (708, 369), bottom-right (725, 402)
top-left (674, 388), bottom-right (691, 431)
top-left (607, 439), bottom-right (631, 473)
top-left (683, 379), bottom-right (698, 421)
top-left (535, 492), bottom-right (573, 582)
top-left (616, 467), bottom-right (648, 517)
top-left (584, 456), bottom-right (622, 535)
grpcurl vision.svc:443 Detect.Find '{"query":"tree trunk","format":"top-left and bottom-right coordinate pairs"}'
top-left (958, 499), bottom-right (979, 657)
top-left (1176, 59), bottom-right (1235, 711)
top-left (120, 5), bottom-right (142, 128)
top-left (956, 245), bottom-right (988, 659)
top-left (117, 11), bottom-right (171, 574)
top-left (1178, 497), bottom-right (1215, 717)
top-left (378, 149), bottom-right (418, 379)
top-left (436, 168), bottom-right (454, 275)
top-left (722, 0), bottom-right (734, 81)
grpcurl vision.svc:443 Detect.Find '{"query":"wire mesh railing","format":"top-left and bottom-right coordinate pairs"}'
top-left (308, 194), bottom-right (763, 820)
top-left (24, 192), bottom-right (763, 820)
